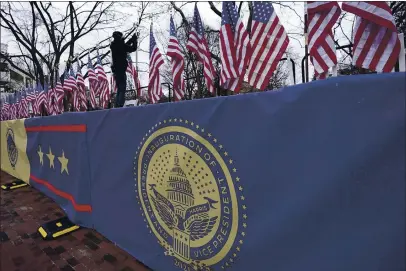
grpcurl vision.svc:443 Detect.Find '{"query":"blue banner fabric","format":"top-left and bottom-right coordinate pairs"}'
top-left (85, 73), bottom-right (405, 271)
top-left (25, 114), bottom-right (93, 227)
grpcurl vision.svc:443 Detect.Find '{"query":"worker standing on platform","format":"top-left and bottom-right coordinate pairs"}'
top-left (110, 31), bottom-right (138, 108)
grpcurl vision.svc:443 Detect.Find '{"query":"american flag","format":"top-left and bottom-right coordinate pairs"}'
top-left (35, 83), bottom-right (48, 115)
top-left (47, 86), bottom-right (55, 116)
top-left (63, 68), bottom-right (73, 93)
top-left (126, 54), bottom-right (141, 97)
top-left (168, 16), bottom-right (186, 101)
top-left (247, 2), bottom-right (289, 90)
top-left (54, 78), bottom-right (65, 114)
top-left (186, 4), bottom-right (216, 95)
top-left (342, 2), bottom-right (400, 73)
top-left (95, 49), bottom-right (110, 108)
top-left (76, 62), bottom-right (88, 111)
top-left (68, 67), bottom-right (80, 111)
top-left (220, 2), bottom-right (251, 92)
top-left (26, 86), bottom-right (36, 115)
top-left (307, 2), bottom-right (341, 80)
top-left (86, 53), bottom-right (98, 109)
top-left (148, 23), bottom-right (165, 104)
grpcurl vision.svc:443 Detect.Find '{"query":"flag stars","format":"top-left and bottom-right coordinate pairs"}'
top-left (185, 120), bottom-right (188, 124)
top-left (243, 214), bottom-right (247, 219)
top-left (37, 145), bottom-right (44, 165)
top-left (58, 150), bottom-right (69, 175)
top-left (236, 177), bottom-right (240, 182)
top-left (243, 223), bottom-right (247, 228)
top-left (224, 151), bottom-right (228, 156)
top-left (208, 133), bottom-right (212, 137)
top-left (238, 186), bottom-right (243, 191)
top-left (240, 195), bottom-right (245, 201)
top-left (219, 144), bottom-right (223, 149)
top-left (233, 168), bottom-right (237, 172)
top-left (229, 159), bottom-right (233, 164)
top-left (242, 204), bottom-right (247, 210)
top-left (46, 146), bottom-right (55, 169)
top-left (213, 138), bottom-right (217, 143)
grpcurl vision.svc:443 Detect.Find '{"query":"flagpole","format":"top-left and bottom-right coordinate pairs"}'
top-left (304, 2), bottom-right (309, 83)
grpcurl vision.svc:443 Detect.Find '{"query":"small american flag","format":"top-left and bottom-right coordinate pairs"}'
top-left (307, 2), bottom-right (341, 79)
top-left (247, 2), bottom-right (289, 90)
top-left (168, 16), bottom-right (185, 101)
top-left (76, 62), bottom-right (88, 111)
top-left (148, 23), bottom-right (165, 104)
top-left (186, 4), bottom-right (216, 95)
top-left (68, 67), bottom-right (80, 111)
top-left (220, 2), bottom-right (251, 92)
top-left (54, 78), bottom-right (65, 114)
top-left (342, 2), bottom-right (400, 73)
top-left (86, 53), bottom-right (98, 109)
top-left (47, 86), bottom-right (55, 116)
top-left (95, 49), bottom-right (110, 108)
top-left (126, 54), bottom-right (141, 97)
top-left (35, 83), bottom-right (48, 115)
top-left (63, 67), bottom-right (74, 93)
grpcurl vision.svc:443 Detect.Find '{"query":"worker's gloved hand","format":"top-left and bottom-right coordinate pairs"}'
top-left (131, 33), bottom-right (138, 45)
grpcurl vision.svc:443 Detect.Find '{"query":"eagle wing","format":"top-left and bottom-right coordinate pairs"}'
top-left (185, 216), bottom-right (218, 241)
top-left (150, 195), bottom-right (177, 229)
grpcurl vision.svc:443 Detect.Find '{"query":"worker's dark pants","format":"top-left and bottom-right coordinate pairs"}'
top-left (114, 71), bottom-right (127, 108)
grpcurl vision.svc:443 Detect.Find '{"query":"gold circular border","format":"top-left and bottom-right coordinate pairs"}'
top-left (137, 126), bottom-right (239, 266)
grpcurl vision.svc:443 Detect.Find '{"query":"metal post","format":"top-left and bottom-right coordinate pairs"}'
top-left (398, 33), bottom-right (405, 72)
top-left (304, 2), bottom-right (309, 83)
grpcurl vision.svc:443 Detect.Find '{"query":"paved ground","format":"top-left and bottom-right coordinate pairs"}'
top-left (0, 171), bottom-right (152, 271)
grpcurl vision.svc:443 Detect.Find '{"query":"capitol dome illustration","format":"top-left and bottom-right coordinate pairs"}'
top-left (166, 150), bottom-right (195, 218)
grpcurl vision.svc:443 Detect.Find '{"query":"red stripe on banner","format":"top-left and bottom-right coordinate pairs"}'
top-left (30, 174), bottom-right (92, 212)
top-left (26, 124), bottom-right (87, 133)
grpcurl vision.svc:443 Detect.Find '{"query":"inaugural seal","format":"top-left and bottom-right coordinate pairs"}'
top-left (134, 119), bottom-right (247, 270)
top-left (6, 128), bottom-right (18, 169)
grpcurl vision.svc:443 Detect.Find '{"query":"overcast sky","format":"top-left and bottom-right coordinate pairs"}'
top-left (1, 1), bottom-right (355, 90)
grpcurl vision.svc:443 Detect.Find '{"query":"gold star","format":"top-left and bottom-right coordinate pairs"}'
top-left (243, 223), bottom-right (247, 228)
top-left (219, 145), bottom-right (223, 149)
top-left (243, 214), bottom-right (247, 219)
top-left (238, 186), bottom-right (243, 191)
top-left (240, 195), bottom-right (245, 201)
top-left (46, 146), bottom-right (55, 168)
top-left (208, 133), bottom-right (212, 137)
top-left (185, 120), bottom-right (188, 124)
top-left (224, 151), bottom-right (228, 156)
top-left (239, 240), bottom-right (243, 244)
top-left (229, 159), bottom-right (233, 164)
top-left (236, 247), bottom-right (240, 252)
top-left (58, 150), bottom-right (69, 175)
top-left (242, 204), bottom-right (247, 210)
top-left (213, 138), bottom-right (217, 143)
top-left (236, 177), bottom-right (240, 182)
top-left (37, 145), bottom-right (44, 165)
top-left (233, 168), bottom-right (237, 172)
top-left (233, 253), bottom-right (237, 258)
top-left (196, 124), bottom-right (199, 129)
top-left (241, 232), bottom-right (246, 237)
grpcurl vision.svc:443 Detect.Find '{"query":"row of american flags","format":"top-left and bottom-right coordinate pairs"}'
top-left (0, 47), bottom-right (141, 121)
top-left (1, 1), bottom-right (401, 120)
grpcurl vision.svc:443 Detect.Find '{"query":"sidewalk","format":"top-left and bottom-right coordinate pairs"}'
top-left (0, 171), bottom-right (151, 271)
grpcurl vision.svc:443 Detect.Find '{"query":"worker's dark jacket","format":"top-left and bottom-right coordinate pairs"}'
top-left (110, 39), bottom-right (137, 73)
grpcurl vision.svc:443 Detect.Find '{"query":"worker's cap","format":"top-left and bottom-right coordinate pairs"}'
top-left (112, 31), bottom-right (123, 39)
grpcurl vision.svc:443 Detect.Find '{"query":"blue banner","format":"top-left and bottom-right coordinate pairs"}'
top-left (3, 72), bottom-right (404, 271)
top-left (85, 73), bottom-right (405, 271)
top-left (25, 114), bottom-right (93, 227)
